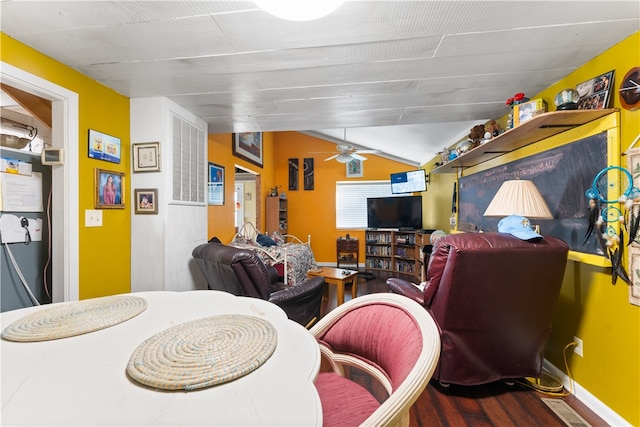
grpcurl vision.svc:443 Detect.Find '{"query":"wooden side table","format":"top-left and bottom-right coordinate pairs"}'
top-left (336, 237), bottom-right (359, 269)
top-left (307, 267), bottom-right (358, 306)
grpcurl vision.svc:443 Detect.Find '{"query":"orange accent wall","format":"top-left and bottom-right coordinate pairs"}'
top-left (208, 130), bottom-right (413, 264)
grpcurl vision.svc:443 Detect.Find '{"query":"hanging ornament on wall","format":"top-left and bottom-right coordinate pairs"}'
top-left (585, 165), bottom-right (639, 285)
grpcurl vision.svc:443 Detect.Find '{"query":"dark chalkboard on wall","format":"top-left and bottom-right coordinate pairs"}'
top-left (458, 131), bottom-right (608, 255)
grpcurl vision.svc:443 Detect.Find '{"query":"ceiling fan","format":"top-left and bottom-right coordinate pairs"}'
top-left (318, 129), bottom-right (381, 163)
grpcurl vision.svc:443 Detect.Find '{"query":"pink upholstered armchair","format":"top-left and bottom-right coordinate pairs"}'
top-left (387, 232), bottom-right (569, 386)
top-left (311, 293), bottom-right (440, 427)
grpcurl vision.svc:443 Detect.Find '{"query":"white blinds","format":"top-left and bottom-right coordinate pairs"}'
top-left (335, 180), bottom-right (397, 229)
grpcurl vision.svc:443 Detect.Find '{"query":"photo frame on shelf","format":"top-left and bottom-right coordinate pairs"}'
top-left (95, 168), bottom-right (125, 209)
top-left (88, 129), bottom-right (121, 164)
top-left (575, 70), bottom-right (615, 110)
top-left (208, 162), bottom-right (225, 205)
top-left (134, 188), bottom-right (158, 214)
top-left (132, 142), bottom-right (161, 172)
top-left (232, 132), bottom-right (263, 167)
top-left (346, 158), bottom-right (363, 178)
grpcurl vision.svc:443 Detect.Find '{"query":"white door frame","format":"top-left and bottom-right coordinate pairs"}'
top-left (1, 62), bottom-right (79, 302)
top-left (235, 182), bottom-right (244, 229)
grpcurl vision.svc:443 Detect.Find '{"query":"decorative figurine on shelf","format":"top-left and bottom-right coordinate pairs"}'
top-left (505, 92), bottom-right (530, 130)
top-left (269, 186), bottom-right (281, 197)
top-left (456, 139), bottom-right (473, 155)
top-left (485, 119), bottom-right (501, 138)
top-left (554, 88), bottom-right (580, 110)
top-left (468, 124), bottom-right (486, 147)
top-left (440, 147), bottom-right (451, 164)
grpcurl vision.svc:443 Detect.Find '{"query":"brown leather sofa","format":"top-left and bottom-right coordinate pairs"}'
top-left (387, 232), bottom-right (569, 386)
top-left (192, 242), bottom-right (325, 327)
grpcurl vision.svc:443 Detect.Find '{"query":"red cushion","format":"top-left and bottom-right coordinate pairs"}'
top-left (316, 304), bottom-right (423, 390)
top-left (315, 372), bottom-right (380, 427)
top-left (273, 263), bottom-right (285, 277)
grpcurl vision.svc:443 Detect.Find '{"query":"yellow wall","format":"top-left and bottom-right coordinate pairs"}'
top-left (427, 32), bottom-right (640, 425)
top-left (1, 33), bottom-right (131, 299)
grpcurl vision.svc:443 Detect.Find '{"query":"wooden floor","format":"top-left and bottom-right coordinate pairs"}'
top-left (319, 268), bottom-right (608, 427)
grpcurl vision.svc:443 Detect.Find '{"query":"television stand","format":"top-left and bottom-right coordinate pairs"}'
top-left (398, 227), bottom-right (415, 231)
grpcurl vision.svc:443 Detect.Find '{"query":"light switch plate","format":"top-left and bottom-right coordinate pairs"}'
top-left (85, 210), bottom-right (102, 227)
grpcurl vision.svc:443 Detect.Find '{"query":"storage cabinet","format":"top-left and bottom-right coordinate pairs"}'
top-left (337, 237), bottom-right (359, 269)
top-left (266, 197), bottom-right (288, 235)
top-left (365, 230), bottom-right (430, 281)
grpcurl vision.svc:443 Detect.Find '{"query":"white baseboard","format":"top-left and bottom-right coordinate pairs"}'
top-left (543, 360), bottom-right (631, 427)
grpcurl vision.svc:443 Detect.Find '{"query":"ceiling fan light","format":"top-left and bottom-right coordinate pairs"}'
top-left (336, 154), bottom-right (353, 163)
top-left (254, 0), bottom-right (344, 21)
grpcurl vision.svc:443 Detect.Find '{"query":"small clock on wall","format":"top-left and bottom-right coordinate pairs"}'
top-left (619, 66), bottom-right (640, 111)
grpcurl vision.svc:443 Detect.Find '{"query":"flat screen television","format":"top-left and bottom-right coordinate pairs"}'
top-left (390, 169), bottom-right (427, 194)
top-left (367, 196), bottom-right (422, 230)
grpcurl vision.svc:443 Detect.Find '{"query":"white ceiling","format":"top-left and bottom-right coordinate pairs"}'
top-left (1, 1), bottom-right (638, 166)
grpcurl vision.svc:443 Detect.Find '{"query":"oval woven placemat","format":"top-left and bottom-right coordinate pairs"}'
top-left (126, 314), bottom-right (277, 391)
top-left (1, 295), bottom-right (148, 342)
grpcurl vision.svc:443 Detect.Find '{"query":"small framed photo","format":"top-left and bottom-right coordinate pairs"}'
top-left (88, 129), bottom-right (121, 164)
top-left (132, 142), bottom-right (161, 172)
top-left (513, 98), bottom-right (547, 127)
top-left (134, 188), bottom-right (158, 214)
top-left (346, 158), bottom-right (363, 178)
top-left (232, 132), bottom-right (263, 168)
top-left (95, 169), bottom-right (125, 209)
top-left (576, 70), bottom-right (615, 110)
top-left (208, 162), bottom-right (225, 205)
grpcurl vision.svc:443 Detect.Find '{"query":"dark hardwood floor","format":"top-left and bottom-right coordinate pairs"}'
top-left (319, 269), bottom-right (608, 427)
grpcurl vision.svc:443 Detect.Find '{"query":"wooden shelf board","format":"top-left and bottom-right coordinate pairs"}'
top-left (433, 109), bottom-right (618, 174)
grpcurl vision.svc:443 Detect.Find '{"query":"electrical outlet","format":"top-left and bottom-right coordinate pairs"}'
top-left (85, 210), bottom-right (102, 227)
top-left (573, 336), bottom-right (583, 357)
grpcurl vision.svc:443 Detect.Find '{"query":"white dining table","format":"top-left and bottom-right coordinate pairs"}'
top-left (0, 290), bottom-right (322, 426)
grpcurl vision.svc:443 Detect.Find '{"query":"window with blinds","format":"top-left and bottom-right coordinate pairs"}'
top-left (336, 180), bottom-right (397, 228)
top-left (172, 114), bottom-right (206, 204)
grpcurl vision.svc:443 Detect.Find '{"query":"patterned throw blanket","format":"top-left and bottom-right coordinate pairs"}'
top-left (230, 233), bottom-right (317, 286)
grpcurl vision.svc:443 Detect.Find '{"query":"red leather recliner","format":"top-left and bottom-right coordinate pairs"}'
top-left (387, 232), bottom-right (569, 386)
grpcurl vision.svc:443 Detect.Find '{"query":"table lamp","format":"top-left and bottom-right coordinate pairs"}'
top-left (484, 179), bottom-right (553, 233)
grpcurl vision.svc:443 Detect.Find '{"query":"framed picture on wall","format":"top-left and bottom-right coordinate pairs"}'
top-left (88, 129), bottom-right (121, 164)
top-left (575, 70), bottom-right (615, 110)
top-left (134, 188), bottom-right (158, 214)
top-left (95, 168), bottom-right (125, 209)
top-left (346, 159), bottom-right (363, 178)
top-left (208, 162), bottom-right (224, 205)
top-left (304, 157), bottom-right (314, 190)
top-left (232, 132), bottom-right (263, 168)
top-left (288, 158), bottom-right (299, 190)
top-left (132, 142), bottom-right (161, 172)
